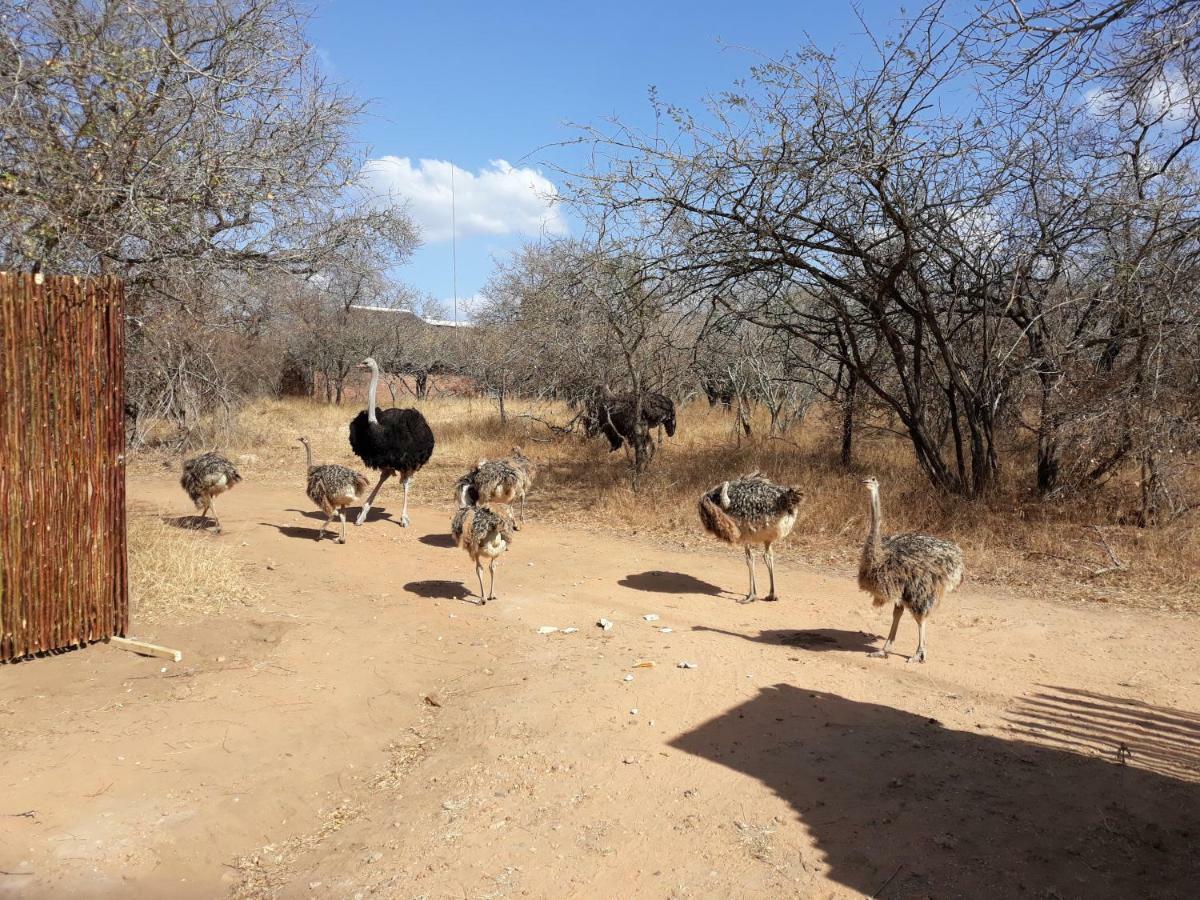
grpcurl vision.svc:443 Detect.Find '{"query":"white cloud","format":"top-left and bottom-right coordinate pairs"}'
top-left (1083, 73), bottom-right (1196, 122)
top-left (360, 157), bottom-right (568, 243)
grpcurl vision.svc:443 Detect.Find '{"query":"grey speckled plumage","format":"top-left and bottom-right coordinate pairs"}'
top-left (451, 505), bottom-right (515, 604)
top-left (455, 448), bottom-right (537, 525)
top-left (300, 437), bottom-right (369, 543)
top-left (698, 472), bottom-right (803, 603)
top-left (180, 452), bottom-right (241, 533)
top-left (858, 476), bottom-right (964, 663)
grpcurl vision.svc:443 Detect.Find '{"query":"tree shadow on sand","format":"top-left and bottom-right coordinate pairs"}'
top-left (619, 571), bottom-right (727, 596)
top-left (691, 625), bottom-right (878, 653)
top-left (403, 580), bottom-right (472, 601)
top-left (670, 683), bottom-right (1200, 898)
top-left (419, 534), bottom-right (457, 549)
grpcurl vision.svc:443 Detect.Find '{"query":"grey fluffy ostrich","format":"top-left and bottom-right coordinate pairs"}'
top-left (451, 505), bottom-right (515, 604)
top-left (455, 447), bottom-right (537, 527)
top-left (180, 452), bottom-right (242, 534)
top-left (698, 472), bottom-right (803, 602)
top-left (348, 357), bottom-right (435, 527)
top-left (299, 437), bottom-right (369, 544)
top-left (857, 476), bottom-right (964, 663)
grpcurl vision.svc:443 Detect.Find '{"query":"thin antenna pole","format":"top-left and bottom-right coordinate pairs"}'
top-left (451, 162), bottom-right (458, 328)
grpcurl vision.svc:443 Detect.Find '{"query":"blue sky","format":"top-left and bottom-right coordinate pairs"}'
top-left (309, 0), bottom-right (906, 317)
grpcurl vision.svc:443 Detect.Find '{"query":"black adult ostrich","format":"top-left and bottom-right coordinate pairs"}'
top-left (585, 389), bottom-right (677, 452)
top-left (348, 357), bottom-right (435, 527)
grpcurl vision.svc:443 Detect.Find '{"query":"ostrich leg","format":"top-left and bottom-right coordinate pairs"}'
top-left (487, 558), bottom-right (498, 601)
top-left (908, 614), bottom-right (928, 664)
top-left (475, 561), bottom-right (486, 605)
top-left (762, 543), bottom-right (779, 602)
top-left (337, 511), bottom-right (347, 544)
top-left (318, 512), bottom-right (331, 541)
top-left (355, 469), bottom-right (393, 525)
top-left (208, 499), bottom-right (222, 534)
top-left (739, 545), bottom-right (758, 604)
top-left (398, 476), bottom-right (412, 527)
top-left (871, 605), bottom-right (904, 658)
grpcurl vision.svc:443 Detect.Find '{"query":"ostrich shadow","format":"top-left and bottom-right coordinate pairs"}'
top-left (259, 522), bottom-right (329, 542)
top-left (404, 580), bottom-right (473, 601)
top-left (671, 683), bottom-right (1200, 898)
top-left (619, 571), bottom-right (727, 596)
top-left (284, 506), bottom-right (393, 524)
top-left (419, 533), bottom-right (457, 549)
top-left (691, 625), bottom-right (879, 653)
top-left (163, 514), bottom-right (216, 531)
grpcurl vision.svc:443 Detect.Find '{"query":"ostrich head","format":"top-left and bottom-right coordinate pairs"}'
top-left (358, 357), bottom-right (380, 372)
top-left (860, 475), bottom-right (880, 495)
top-left (298, 436), bottom-right (309, 447)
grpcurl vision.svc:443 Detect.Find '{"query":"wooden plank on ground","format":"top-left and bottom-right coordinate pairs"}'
top-left (106, 637), bottom-right (183, 663)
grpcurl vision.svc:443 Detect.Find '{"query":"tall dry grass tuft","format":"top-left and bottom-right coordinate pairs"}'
top-left (128, 512), bottom-right (262, 622)
top-left (129, 395), bottom-right (1200, 612)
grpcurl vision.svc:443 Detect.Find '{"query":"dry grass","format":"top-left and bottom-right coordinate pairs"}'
top-left (129, 395), bottom-right (1200, 613)
top-left (128, 511), bottom-right (262, 623)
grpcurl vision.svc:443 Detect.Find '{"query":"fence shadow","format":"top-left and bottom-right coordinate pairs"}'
top-left (691, 625), bottom-right (878, 653)
top-left (1004, 685), bottom-right (1200, 782)
top-left (670, 683), bottom-right (1200, 898)
top-left (619, 571), bottom-right (726, 596)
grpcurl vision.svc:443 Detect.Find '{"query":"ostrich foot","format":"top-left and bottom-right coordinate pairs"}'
top-left (478, 596), bottom-right (488, 606)
top-left (354, 507), bottom-right (369, 526)
top-left (762, 594), bottom-right (780, 602)
top-left (737, 593), bottom-right (757, 604)
top-left (907, 649), bottom-right (926, 664)
top-left (869, 646), bottom-right (890, 659)
top-left (337, 536), bottom-right (346, 545)
top-left (399, 515), bottom-right (410, 528)
top-left (487, 593), bottom-right (497, 602)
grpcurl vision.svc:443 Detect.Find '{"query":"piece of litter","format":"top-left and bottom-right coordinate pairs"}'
top-left (597, 618), bottom-right (614, 631)
top-left (659, 627), bottom-right (673, 634)
top-left (623, 674), bottom-right (634, 682)
top-left (537, 626), bottom-right (559, 635)
top-left (633, 660), bottom-right (656, 668)
top-left (642, 614), bottom-right (660, 622)
top-left (159, 666), bottom-right (167, 673)
top-left (677, 661), bottom-right (698, 669)
top-left (623, 756), bottom-right (638, 764)
top-left (562, 627), bottom-right (579, 634)
top-left (630, 708), bottom-right (638, 715)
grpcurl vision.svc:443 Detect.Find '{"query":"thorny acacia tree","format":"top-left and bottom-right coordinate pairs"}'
top-left (568, 2), bottom-right (1200, 514)
top-left (0, 0), bottom-right (417, 435)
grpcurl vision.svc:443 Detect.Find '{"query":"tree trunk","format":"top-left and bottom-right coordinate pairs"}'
top-left (840, 369), bottom-right (857, 467)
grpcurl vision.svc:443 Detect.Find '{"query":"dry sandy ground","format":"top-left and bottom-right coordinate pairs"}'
top-left (2, 474), bottom-right (1200, 899)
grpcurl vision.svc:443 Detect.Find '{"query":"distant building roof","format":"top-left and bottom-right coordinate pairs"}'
top-left (349, 305), bottom-right (474, 328)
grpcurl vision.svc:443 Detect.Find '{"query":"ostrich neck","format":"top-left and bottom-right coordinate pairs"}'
top-left (303, 441), bottom-right (313, 471)
top-left (865, 490), bottom-right (883, 561)
top-left (367, 366), bottom-right (380, 424)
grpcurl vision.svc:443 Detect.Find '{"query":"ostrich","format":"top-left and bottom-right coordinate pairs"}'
top-left (299, 436), bottom-right (369, 544)
top-left (451, 505), bottom-right (515, 604)
top-left (455, 447), bottom-right (537, 527)
top-left (698, 472), bottom-right (803, 602)
top-left (180, 452), bottom-right (242, 534)
top-left (348, 357), bottom-right (436, 527)
top-left (584, 389), bottom-right (677, 453)
top-left (857, 476), bottom-right (964, 663)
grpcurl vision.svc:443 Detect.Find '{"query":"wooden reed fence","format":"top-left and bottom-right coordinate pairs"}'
top-left (0, 273), bottom-right (127, 660)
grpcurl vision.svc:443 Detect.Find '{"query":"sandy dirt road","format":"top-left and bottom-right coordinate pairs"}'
top-left (2, 474), bottom-right (1199, 899)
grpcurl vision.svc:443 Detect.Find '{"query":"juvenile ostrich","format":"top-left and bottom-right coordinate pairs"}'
top-left (180, 452), bottom-right (242, 534)
top-left (299, 436), bottom-right (369, 544)
top-left (857, 476), bottom-right (964, 663)
top-left (348, 357), bottom-right (435, 527)
top-left (455, 447), bottom-right (537, 526)
top-left (451, 505), bottom-right (515, 604)
top-left (698, 472), bottom-right (803, 602)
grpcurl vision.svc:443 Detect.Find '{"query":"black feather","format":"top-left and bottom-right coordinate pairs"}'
top-left (348, 407), bottom-right (435, 475)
